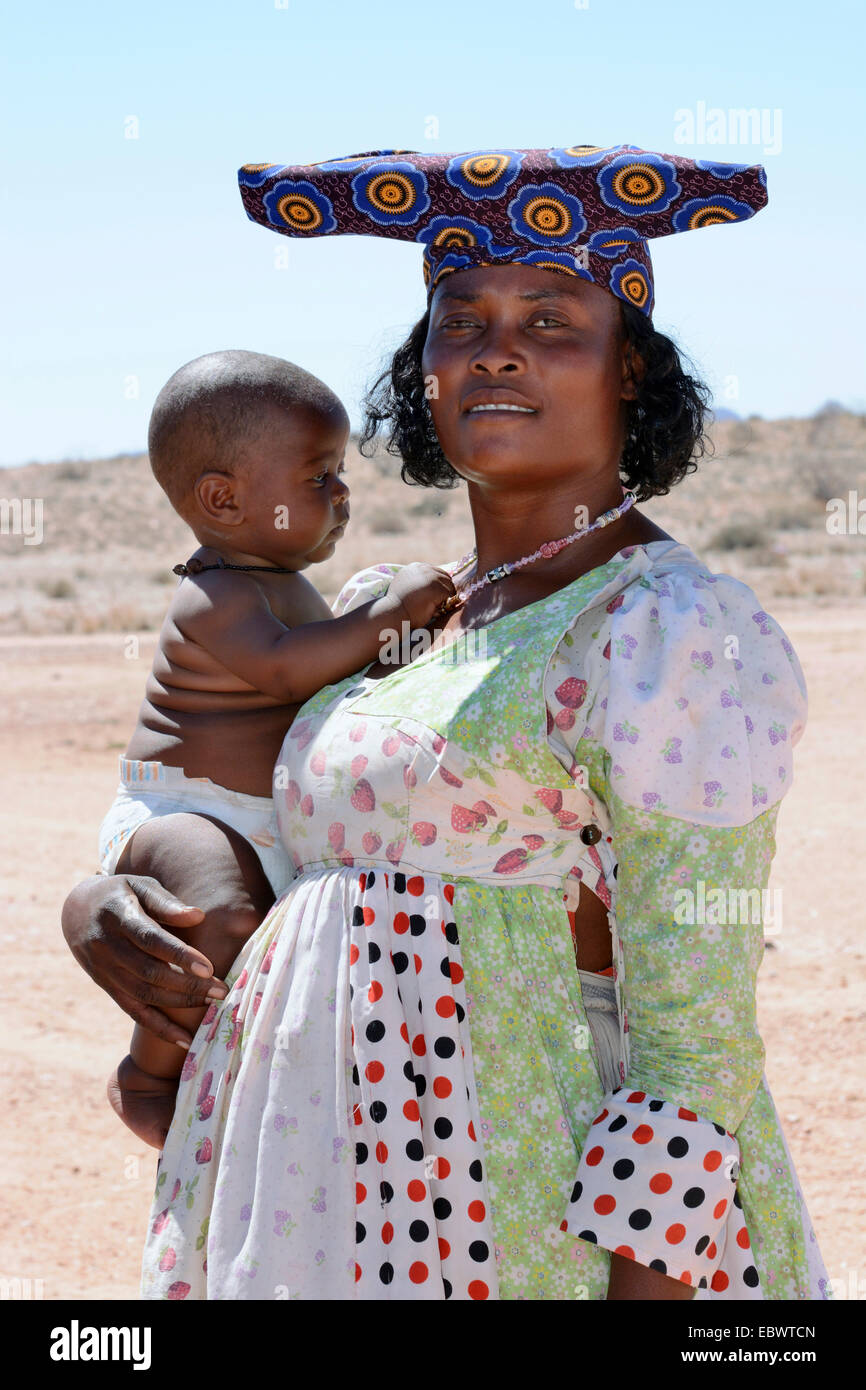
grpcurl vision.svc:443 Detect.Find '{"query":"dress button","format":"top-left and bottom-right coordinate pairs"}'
top-left (580, 824), bottom-right (601, 845)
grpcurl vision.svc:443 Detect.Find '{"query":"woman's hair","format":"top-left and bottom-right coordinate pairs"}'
top-left (359, 299), bottom-right (712, 502)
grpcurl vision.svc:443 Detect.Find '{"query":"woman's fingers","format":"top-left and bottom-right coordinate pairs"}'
top-left (108, 974), bottom-right (203, 1047)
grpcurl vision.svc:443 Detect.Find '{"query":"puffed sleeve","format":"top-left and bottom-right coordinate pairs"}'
top-left (331, 562), bottom-right (405, 618)
top-left (547, 560), bottom-right (808, 1291)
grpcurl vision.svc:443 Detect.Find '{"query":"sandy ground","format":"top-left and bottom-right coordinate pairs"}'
top-left (0, 608), bottom-right (863, 1301)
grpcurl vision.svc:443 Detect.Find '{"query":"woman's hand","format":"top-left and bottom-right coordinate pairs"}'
top-left (61, 873), bottom-right (222, 1048)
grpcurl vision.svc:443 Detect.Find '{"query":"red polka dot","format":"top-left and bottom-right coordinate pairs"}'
top-left (368, 981), bottom-right (383, 1003)
top-left (355, 1263), bottom-right (361, 1282)
top-left (710, 1270), bottom-right (729, 1292)
top-left (614, 1244), bottom-right (635, 1259)
top-left (703, 1150), bottom-right (723, 1171)
top-left (560, 1220), bottom-right (569, 1232)
top-left (381, 1221), bottom-right (394, 1245)
top-left (433, 1076), bottom-right (452, 1099)
top-left (586, 1146), bottom-right (605, 1166)
top-left (443, 884), bottom-right (455, 905)
top-left (713, 1199), bottom-right (728, 1219)
top-left (627, 1091), bottom-right (646, 1103)
top-left (400, 1022), bottom-right (409, 1044)
top-left (449, 962), bottom-right (464, 984)
top-left (435, 1157), bottom-right (451, 1180)
top-left (678, 1107), bottom-right (697, 1121)
top-left (632, 1125), bottom-right (654, 1145)
top-left (707, 1241), bottom-right (717, 1260)
top-left (679, 1270), bottom-right (693, 1285)
top-left (414, 954), bottom-right (422, 974)
top-left (438, 1237), bottom-right (451, 1259)
top-left (467, 1121), bottom-right (477, 1142)
top-left (436, 996), bottom-right (456, 1018)
top-left (594, 1194), bottom-right (616, 1215)
top-left (393, 912), bottom-right (409, 935)
top-left (407, 876), bottom-right (425, 896)
top-left (349, 945), bottom-right (359, 964)
top-left (409, 1261), bottom-right (429, 1283)
top-left (468, 1200), bottom-right (486, 1223)
top-left (468, 1280), bottom-right (489, 1300)
top-left (365, 1061), bottom-right (384, 1083)
top-left (356, 1182), bottom-right (366, 1204)
top-left (403, 1099), bottom-right (420, 1122)
top-left (375, 1141), bottom-right (388, 1164)
top-left (592, 1108), bottom-right (609, 1126)
top-left (649, 1172), bottom-right (672, 1194)
top-left (407, 1180), bottom-right (426, 1203)
top-left (736, 1226), bottom-right (751, 1250)
top-left (359, 873), bottom-right (367, 892)
top-left (353, 1104), bottom-right (363, 1126)
top-left (665, 1224), bottom-right (686, 1245)
top-left (362, 906), bottom-right (375, 925)
top-left (412, 1034), bottom-right (426, 1057)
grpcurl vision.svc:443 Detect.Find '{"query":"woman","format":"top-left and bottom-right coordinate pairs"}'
top-left (62, 146), bottom-right (830, 1300)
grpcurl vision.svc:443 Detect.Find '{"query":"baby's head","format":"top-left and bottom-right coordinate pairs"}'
top-left (148, 350), bottom-right (351, 567)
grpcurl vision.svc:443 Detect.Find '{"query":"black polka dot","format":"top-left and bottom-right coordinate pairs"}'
top-left (695, 1235), bottom-right (710, 1255)
top-left (366, 1020), bottom-right (385, 1044)
top-left (379, 1180), bottom-right (393, 1204)
top-left (469, 1160), bottom-right (483, 1183)
top-left (628, 1209), bottom-right (652, 1231)
top-left (469, 1240), bottom-right (489, 1263)
top-left (348, 983), bottom-right (354, 1000)
top-left (649, 1258), bottom-right (667, 1275)
top-left (356, 1222), bottom-right (366, 1244)
top-left (608, 1115), bottom-right (627, 1132)
top-left (393, 873), bottom-right (406, 894)
top-left (433, 1117), bottom-right (453, 1140)
top-left (352, 906), bottom-right (365, 926)
top-left (405, 1139), bottom-right (424, 1162)
top-left (439, 957), bottom-right (452, 978)
top-left (612, 1159), bottom-right (635, 1181)
top-left (734, 1190), bottom-right (743, 1209)
top-left (713, 1123), bottom-right (726, 1136)
top-left (698, 1276), bottom-right (707, 1289)
top-left (444, 922), bottom-right (458, 946)
top-left (379, 1262), bottom-right (394, 1284)
top-left (368, 942), bottom-right (381, 964)
top-left (577, 1229), bottom-right (597, 1242)
top-left (455, 1002), bottom-right (465, 1024)
top-left (403, 1060), bottom-right (415, 1083)
top-left (370, 1100), bottom-right (387, 1124)
top-left (434, 1037), bottom-right (455, 1059)
top-left (443, 1278), bottom-right (453, 1299)
top-left (409, 915), bottom-right (426, 936)
top-left (684, 1187), bottom-right (705, 1208)
top-left (433, 1197), bottom-right (451, 1220)
top-left (356, 1142), bottom-right (368, 1165)
top-left (743, 1265), bottom-right (759, 1288)
top-left (571, 1180), bottom-right (583, 1202)
top-left (414, 1073), bottom-right (427, 1098)
top-left (352, 1064), bottom-right (360, 1086)
top-left (366, 871), bottom-right (376, 888)
top-left (409, 1220), bottom-right (429, 1243)
top-left (392, 951), bottom-right (408, 975)
top-left (667, 1136), bottom-right (689, 1158)
top-left (649, 1100), bottom-right (664, 1112)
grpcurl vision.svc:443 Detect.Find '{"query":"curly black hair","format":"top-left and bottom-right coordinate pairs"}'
top-left (359, 299), bottom-right (713, 502)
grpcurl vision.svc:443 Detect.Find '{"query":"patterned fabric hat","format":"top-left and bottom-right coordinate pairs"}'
top-left (238, 145), bottom-right (768, 318)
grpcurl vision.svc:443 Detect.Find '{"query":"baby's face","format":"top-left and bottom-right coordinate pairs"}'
top-left (238, 401), bottom-right (351, 566)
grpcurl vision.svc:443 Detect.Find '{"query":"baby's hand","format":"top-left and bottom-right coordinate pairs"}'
top-left (387, 563), bottom-right (458, 628)
top-left (107, 1053), bottom-right (181, 1151)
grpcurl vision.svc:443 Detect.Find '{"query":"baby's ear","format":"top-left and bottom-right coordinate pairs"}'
top-left (195, 471), bottom-right (244, 526)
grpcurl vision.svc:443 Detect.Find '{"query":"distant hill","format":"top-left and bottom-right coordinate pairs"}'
top-left (1, 412), bottom-right (864, 634)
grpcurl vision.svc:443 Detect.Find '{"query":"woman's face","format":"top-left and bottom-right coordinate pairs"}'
top-left (421, 264), bottom-right (637, 489)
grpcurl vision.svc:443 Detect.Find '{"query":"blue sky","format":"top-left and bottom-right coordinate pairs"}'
top-left (2, 0), bottom-right (863, 466)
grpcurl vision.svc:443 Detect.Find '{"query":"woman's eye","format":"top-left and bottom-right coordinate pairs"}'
top-left (531, 315), bottom-right (566, 328)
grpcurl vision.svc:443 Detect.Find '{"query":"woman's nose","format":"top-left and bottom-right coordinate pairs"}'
top-left (470, 323), bottom-right (524, 375)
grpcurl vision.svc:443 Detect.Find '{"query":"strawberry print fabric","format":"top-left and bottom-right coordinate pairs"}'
top-left (140, 540), bottom-right (831, 1300)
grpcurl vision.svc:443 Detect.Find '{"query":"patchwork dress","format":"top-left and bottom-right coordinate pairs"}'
top-left (141, 538), bottom-right (831, 1301)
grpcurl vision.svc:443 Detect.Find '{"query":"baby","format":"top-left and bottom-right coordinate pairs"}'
top-left (100, 349), bottom-right (455, 1147)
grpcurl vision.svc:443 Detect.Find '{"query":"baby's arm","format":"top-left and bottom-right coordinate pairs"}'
top-left (179, 562), bottom-right (455, 702)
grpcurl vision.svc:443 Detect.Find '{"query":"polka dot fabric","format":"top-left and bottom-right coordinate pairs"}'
top-left (140, 542), bottom-right (830, 1300)
top-left (559, 1089), bottom-right (760, 1294)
